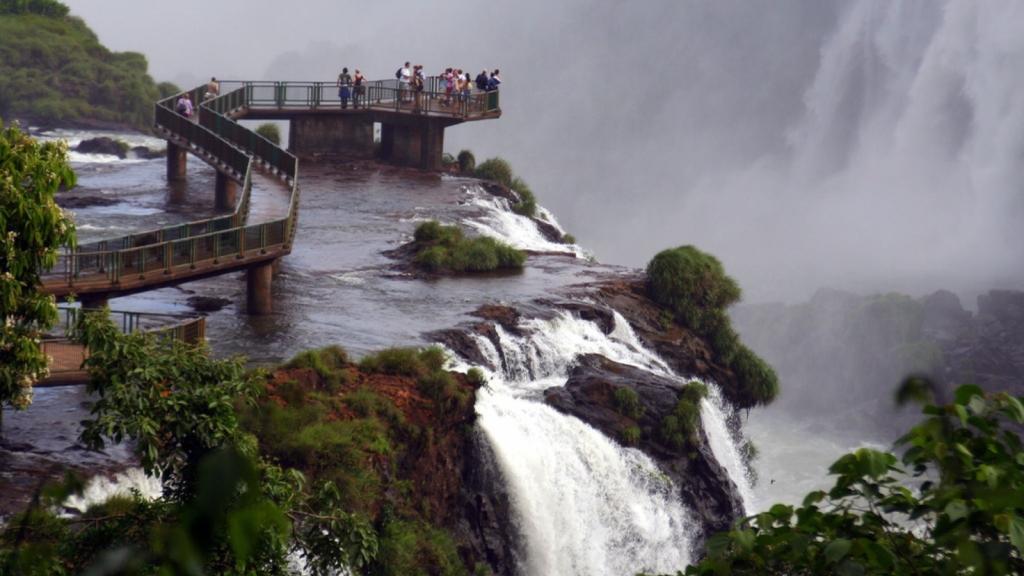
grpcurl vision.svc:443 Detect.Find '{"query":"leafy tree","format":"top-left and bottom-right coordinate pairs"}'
top-left (0, 117), bottom-right (76, 412)
top-left (671, 381), bottom-right (1024, 576)
top-left (0, 311), bottom-right (378, 575)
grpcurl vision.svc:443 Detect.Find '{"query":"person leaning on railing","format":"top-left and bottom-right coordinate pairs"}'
top-left (353, 69), bottom-right (367, 107)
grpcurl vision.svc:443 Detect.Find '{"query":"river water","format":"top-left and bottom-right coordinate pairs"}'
top-left (0, 134), bottom-right (895, 573)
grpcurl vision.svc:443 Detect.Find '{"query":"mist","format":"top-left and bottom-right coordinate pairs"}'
top-left (63, 0), bottom-right (1024, 303)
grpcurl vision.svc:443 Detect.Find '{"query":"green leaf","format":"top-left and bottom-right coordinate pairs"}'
top-left (953, 384), bottom-right (984, 405)
top-left (1010, 516), bottom-right (1024, 554)
top-left (836, 558), bottom-right (865, 576)
top-left (705, 532), bottom-right (731, 559)
top-left (824, 539), bottom-right (851, 564)
top-left (945, 501), bottom-right (969, 522)
top-left (733, 529), bottom-right (756, 554)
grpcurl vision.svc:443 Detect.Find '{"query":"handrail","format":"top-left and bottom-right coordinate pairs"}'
top-left (212, 80), bottom-right (501, 120)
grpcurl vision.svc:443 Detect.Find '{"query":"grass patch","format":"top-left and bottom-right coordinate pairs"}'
top-left (465, 368), bottom-right (487, 388)
top-left (420, 370), bottom-right (471, 415)
top-left (412, 220), bottom-right (525, 273)
top-left (561, 233), bottom-right (576, 245)
top-left (282, 345), bottom-right (350, 393)
top-left (613, 387), bottom-right (645, 420)
top-left (621, 426), bottom-right (642, 446)
top-left (646, 245), bottom-right (778, 407)
top-left (359, 347), bottom-right (427, 378)
top-left (255, 122), bottom-right (281, 145)
top-left (658, 381), bottom-right (708, 450)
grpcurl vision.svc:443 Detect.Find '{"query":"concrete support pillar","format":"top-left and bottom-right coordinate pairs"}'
top-left (246, 261), bottom-right (274, 316)
top-left (215, 171), bottom-right (238, 211)
top-left (288, 115), bottom-right (374, 157)
top-left (271, 258), bottom-right (281, 277)
top-left (167, 142), bottom-right (187, 181)
top-left (388, 120), bottom-right (445, 170)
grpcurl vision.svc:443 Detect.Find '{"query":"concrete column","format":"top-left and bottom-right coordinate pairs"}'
top-left (215, 171), bottom-right (237, 211)
top-left (390, 124), bottom-right (423, 167)
top-left (289, 115), bottom-right (374, 157)
top-left (246, 261), bottom-right (274, 315)
top-left (271, 258), bottom-right (281, 277)
top-left (167, 142), bottom-right (187, 181)
top-left (422, 119), bottom-right (445, 171)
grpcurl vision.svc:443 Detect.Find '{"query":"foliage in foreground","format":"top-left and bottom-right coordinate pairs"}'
top-left (0, 311), bottom-right (377, 575)
top-left (666, 382), bottom-right (1024, 576)
top-left (0, 6), bottom-right (166, 131)
top-left (413, 220), bottom-right (526, 273)
top-left (0, 118), bottom-right (76, 411)
top-left (646, 245), bottom-right (779, 408)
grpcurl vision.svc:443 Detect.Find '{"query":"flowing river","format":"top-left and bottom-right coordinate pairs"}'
top-left (0, 131), bottom-right (895, 574)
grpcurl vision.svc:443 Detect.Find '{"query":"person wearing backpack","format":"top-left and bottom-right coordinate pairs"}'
top-left (337, 67), bottom-right (352, 109)
top-left (175, 92), bottom-right (193, 118)
top-left (475, 69), bottom-right (488, 92)
top-left (399, 62), bottom-right (412, 104)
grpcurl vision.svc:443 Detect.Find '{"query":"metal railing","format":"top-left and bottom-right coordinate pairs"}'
top-left (43, 307), bottom-right (207, 374)
top-left (42, 83), bottom-right (298, 291)
top-left (212, 80), bottom-right (501, 120)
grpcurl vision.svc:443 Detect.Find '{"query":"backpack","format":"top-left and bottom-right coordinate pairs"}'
top-left (396, 68), bottom-right (402, 79)
top-left (176, 100), bottom-right (187, 113)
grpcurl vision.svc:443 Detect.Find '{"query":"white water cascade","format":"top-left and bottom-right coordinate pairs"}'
top-left (445, 309), bottom-right (758, 574)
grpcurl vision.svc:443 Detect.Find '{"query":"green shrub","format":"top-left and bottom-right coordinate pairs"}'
top-left (155, 81), bottom-right (181, 99)
top-left (420, 370), bottom-right (470, 414)
top-left (509, 177), bottom-right (537, 217)
top-left (646, 245), bottom-right (778, 408)
top-left (358, 348), bottom-right (426, 377)
top-left (442, 152), bottom-right (457, 168)
top-left (621, 426), bottom-right (642, 446)
top-left (457, 149), bottom-right (476, 173)
top-left (474, 157), bottom-right (513, 187)
top-left (465, 368), bottom-right (487, 388)
top-left (646, 246), bottom-right (741, 325)
top-left (412, 221), bottom-right (525, 273)
top-left (657, 382), bottom-right (709, 450)
top-left (284, 345), bottom-right (349, 379)
top-left (418, 346), bottom-right (449, 372)
top-left (730, 344), bottom-right (780, 406)
top-left (343, 387), bottom-right (403, 423)
top-left (561, 234), bottom-right (576, 245)
top-left (255, 122), bottom-right (281, 145)
top-left (613, 387), bottom-right (645, 420)
top-left (659, 415), bottom-right (685, 450)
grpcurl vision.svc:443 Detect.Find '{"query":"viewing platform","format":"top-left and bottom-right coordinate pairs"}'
top-left (210, 79), bottom-right (501, 170)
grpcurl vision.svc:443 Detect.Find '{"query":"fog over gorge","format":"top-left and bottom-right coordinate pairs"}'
top-left (62, 0), bottom-right (1024, 303)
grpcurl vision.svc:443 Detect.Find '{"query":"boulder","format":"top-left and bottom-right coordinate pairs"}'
top-left (478, 181), bottom-right (521, 205)
top-left (75, 137), bottom-right (126, 158)
top-left (531, 216), bottom-right (563, 243)
top-left (545, 353), bottom-right (744, 541)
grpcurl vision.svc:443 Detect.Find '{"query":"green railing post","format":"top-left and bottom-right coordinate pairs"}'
top-left (260, 223), bottom-right (267, 253)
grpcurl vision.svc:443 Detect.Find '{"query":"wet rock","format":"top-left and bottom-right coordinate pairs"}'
top-left (130, 145), bottom-right (165, 160)
top-left (454, 433), bottom-right (522, 576)
top-left (469, 305), bottom-right (520, 328)
top-left (76, 137), bottom-right (126, 159)
top-left (545, 353), bottom-right (744, 541)
top-left (186, 295), bottom-right (232, 313)
top-left (531, 216), bottom-right (563, 243)
top-left (477, 181), bottom-right (521, 204)
top-left (56, 195), bottom-right (120, 209)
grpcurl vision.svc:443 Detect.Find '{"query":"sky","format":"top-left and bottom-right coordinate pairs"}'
top-left (62, 0), bottom-right (1024, 304)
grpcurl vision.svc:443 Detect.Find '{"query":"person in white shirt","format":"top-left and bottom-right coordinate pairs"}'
top-left (400, 61), bottom-right (412, 103)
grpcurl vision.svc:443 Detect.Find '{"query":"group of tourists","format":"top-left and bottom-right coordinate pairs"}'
top-left (335, 68), bottom-right (368, 109)
top-left (334, 64), bottom-right (501, 114)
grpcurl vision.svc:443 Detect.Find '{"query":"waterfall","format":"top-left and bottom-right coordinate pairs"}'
top-left (460, 185), bottom-right (591, 259)
top-left (61, 468), bottom-right (163, 517)
top-left (700, 384), bottom-right (757, 515)
top-left (443, 309), bottom-right (757, 574)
